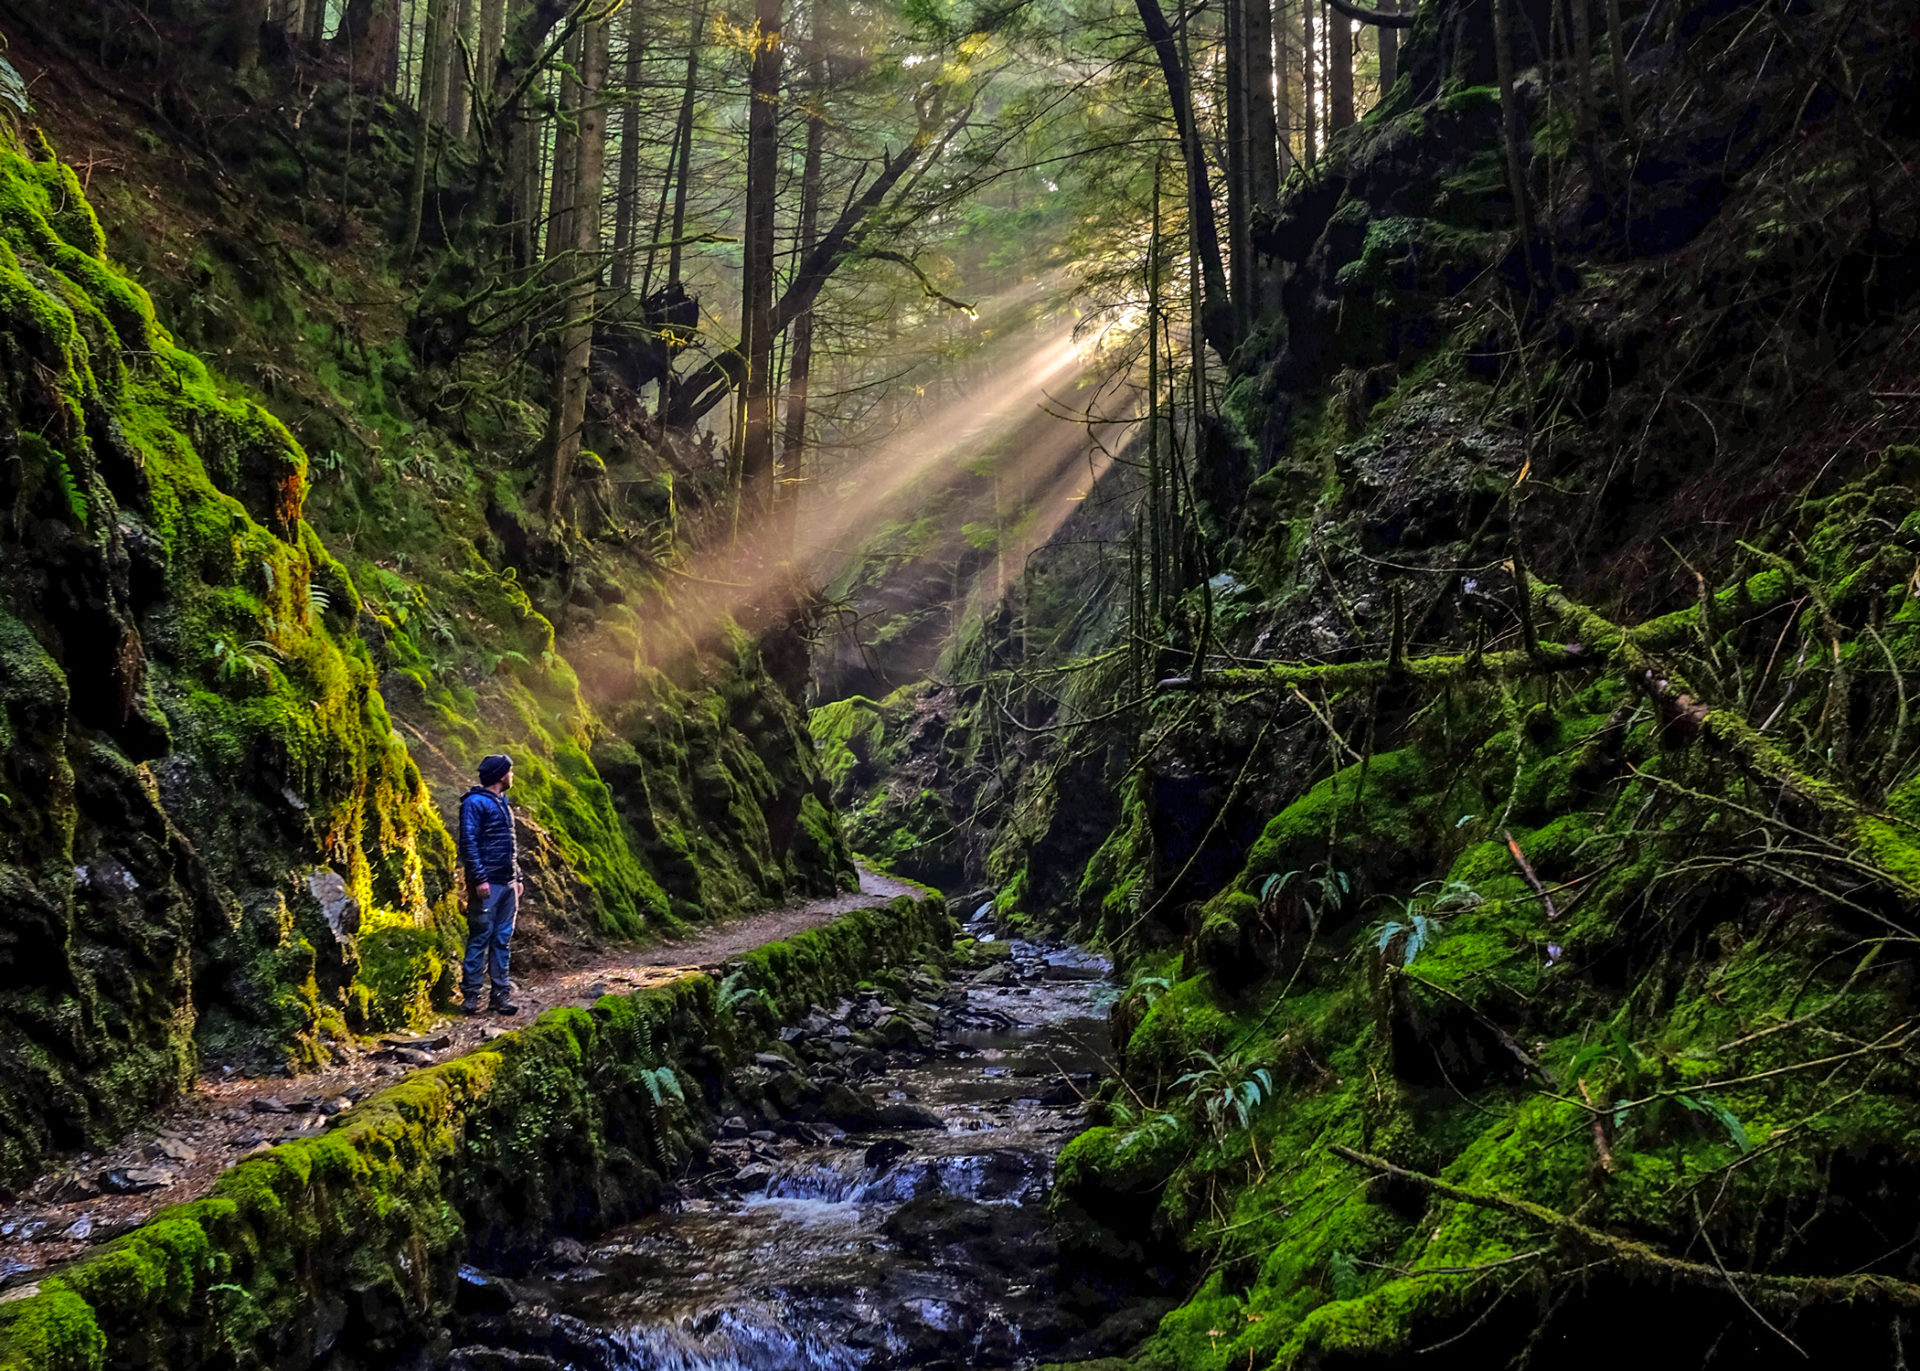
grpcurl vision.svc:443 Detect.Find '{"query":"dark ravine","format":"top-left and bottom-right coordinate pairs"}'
top-left (0, 894), bottom-right (951, 1371)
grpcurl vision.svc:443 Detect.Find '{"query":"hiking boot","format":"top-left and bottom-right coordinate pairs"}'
top-left (488, 998), bottom-right (520, 1016)
top-left (454, 999), bottom-right (482, 1016)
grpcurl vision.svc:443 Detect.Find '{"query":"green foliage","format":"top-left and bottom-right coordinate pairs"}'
top-left (1370, 880), bottom-right (1480, 967)
top-left (1171, 1051), bottom-right (1274, 1138)
top-left (0, 55), bottom-right (27, 116)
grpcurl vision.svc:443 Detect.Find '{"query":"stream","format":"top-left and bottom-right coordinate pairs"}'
top-left (445, 923), bottom-right (1144, 1371)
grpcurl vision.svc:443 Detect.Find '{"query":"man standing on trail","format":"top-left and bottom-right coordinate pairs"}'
top-left (458, 754), bottom-right (522, 1016)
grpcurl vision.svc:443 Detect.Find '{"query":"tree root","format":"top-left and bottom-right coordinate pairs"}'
top-left (1330, 1145), bottom-right (1920, 1310)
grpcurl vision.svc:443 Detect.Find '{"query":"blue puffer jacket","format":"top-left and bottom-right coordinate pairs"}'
top-left (457, 787), bottom-right (518, 885)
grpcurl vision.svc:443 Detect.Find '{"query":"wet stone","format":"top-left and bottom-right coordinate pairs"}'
top-left (251, 1096), bottom-right (291, 1114)
top-left (100, 1166), bottom-right (173, 1194)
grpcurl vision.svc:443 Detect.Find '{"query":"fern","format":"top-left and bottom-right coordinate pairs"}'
top-left (1676, 1092), bottom-right (1752, 1152)
top-left (1374, 911), bottom-right (1444, 965)
top-left (1173, 1051), bottom-right (1274, 1137)
top-left (638, 1065), bottom-right (685, 1108)
top-left (719, 969), bottom-right (773, 1017)
top-left (308, 583), bottom-right (332, 619)
top-left (50, 452), bottom-right (86, 528)
top-left (0, 55), bottom-right (29, 116)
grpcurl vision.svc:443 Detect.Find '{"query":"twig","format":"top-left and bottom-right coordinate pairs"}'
top-left (1502, 829), bottom-right (1559, 921)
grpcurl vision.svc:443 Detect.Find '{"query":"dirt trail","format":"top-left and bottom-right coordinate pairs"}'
top-left (0, 868), bottom-right (921, 1284)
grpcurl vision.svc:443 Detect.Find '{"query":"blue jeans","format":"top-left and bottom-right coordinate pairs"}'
top-left (462, 883), bottom-right (518, 1003)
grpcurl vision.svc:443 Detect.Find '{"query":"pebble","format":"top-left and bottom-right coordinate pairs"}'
top-left (99, 1166), bottom-right (173, 1194)
top-left (62, 1215), bottom-right (91, 1242)
top-left (251, 1096), bottom-right (291, 1115)
top-left (317, 1097), bottom-right (352, 1116)
top-left (147, 1137), bottom-right (197, 1163)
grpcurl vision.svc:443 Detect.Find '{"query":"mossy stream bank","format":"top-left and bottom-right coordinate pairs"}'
top-left (0, 892), bottom-right (950, 1371)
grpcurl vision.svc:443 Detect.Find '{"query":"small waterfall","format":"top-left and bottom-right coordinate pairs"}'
top-left (590, 1303), bottom-right (868, 1371)
top-left (452, 939), bottom-right (1119, 1371)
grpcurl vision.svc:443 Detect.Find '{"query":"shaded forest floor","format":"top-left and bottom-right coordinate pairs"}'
top-left (0, 866), bottom-right (918, 1287)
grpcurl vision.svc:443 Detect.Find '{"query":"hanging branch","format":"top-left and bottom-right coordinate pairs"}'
top-left (1322, 0), bottom-right (1413, 26)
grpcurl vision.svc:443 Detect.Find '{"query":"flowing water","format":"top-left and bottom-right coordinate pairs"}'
top-left (450, 939), bottom-right (1128, 1371)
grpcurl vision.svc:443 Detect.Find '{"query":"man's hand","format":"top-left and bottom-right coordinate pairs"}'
top-left (513, 880), bottom-right (524, 898)
top-left (477, 882), bottom-right (491, 898)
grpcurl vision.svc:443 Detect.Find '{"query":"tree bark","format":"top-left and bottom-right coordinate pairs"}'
top-left (609, 0), bottom-right (645, 294)
top-left (229, 0), bottom-right (270, 71)
top-left (1301, 0), bottom-right (1316, 165)
top-left (1492, 0), bottom-right (1539, 253)
top-left (1224, 0), bottom-right (1250, 333)
top-left (1245, 0), bottom-right (1282, 201)
top-left (1604, 0), bottom-right (1633, 134)
top-left (303, 0), bottom-right (329, 44)
top-left (1133, 0), bottom-right (1236, 359)
top-left (1378, 4), bottom-right (1398, 94)
top-left (778, 35), bottom-right (827, 548)
top-left (549, 10), bottom-right (608, 520)
top-left (1329, 5), bottom-right (1354, 132)
top-left (476, 0), bottom-right (508, 113)
top-left (660, 3), bottom-right (706, 294)
top-left (339, 0), bottom-right (402, 88)
top-left (402, 0), bottom-right (449, 258)
top-left (446, 0), bottom-right (475, 141)
top-left (544, 28), bottom-right (583, 275)
top-left (737, 0), bottom-right (784, 516)
top-left (1275, 0), bottom-right (1294, 169)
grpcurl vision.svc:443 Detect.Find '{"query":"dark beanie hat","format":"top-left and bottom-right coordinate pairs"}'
top-left (478, 754), bottom-right (512, 786)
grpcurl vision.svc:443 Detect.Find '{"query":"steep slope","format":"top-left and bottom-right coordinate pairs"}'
top-left (787, 0), bottom-right (1920, 1363)
top-left (0, 99), bottom-right (851, 1191)
top-left (1031, 0), bottom-right (1920, 1363)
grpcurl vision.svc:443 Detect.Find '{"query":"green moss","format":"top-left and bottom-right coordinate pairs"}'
top-left (0, 895), bottom-right (949, 1371)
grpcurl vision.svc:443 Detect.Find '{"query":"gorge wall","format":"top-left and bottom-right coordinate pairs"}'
top-left (0, 112), bottom-right (851, 1192)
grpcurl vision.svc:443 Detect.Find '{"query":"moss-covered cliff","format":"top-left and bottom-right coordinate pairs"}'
top-left (0, 118), bottom-right (852, 1192)
top-left (802, 0), bottom-right (1920, 1361)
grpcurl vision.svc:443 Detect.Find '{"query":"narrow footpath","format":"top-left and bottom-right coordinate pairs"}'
top-left (0, 867), bottom-right (919, 1285)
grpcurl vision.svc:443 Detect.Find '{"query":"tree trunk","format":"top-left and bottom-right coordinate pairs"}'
top-left (778, 36), bottom-right (826, 549)
top-left (1245, 0), bottom-right (1281, 201)
top-left (1224, 0), bottom-right (1251, 333)
top-left (229, 0), bottom-right (270, 71)
top-left (1604, 0), bottom-right (1633, 134)
top-left (1329, 6), bottom-right (1353, 132)
top-left (446, 0), bottom-right (475, 141)
top-left (545, 29), bottom-right (583, 274)
top-left (339, 0), bottom-right (401, 87)
top-left (475, 0), bottom-right (507, 117)
top-left (1133, 0), bottom-right (1235, 359)
top-left (660, 3), bottom-right (706, 294)
top-left (303, 0), bottom-right (329, 44)
top-left (737, 0), bottom-right (784, 516)
top-left (1378, 5), bottom-right (1397, 95)
top-left (609, 1), bottom-right (645, 294)
top-left (1301, 0), bottom-right (1316, 165)
top-left (549, 11), bottom-right (608, 521)
top-left (1492, 0), bottom-right (1538, 253)
top-left (402, 0), bottom-right (448, 258)
top-left (1275, 0), bottom-right (1294, 170)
